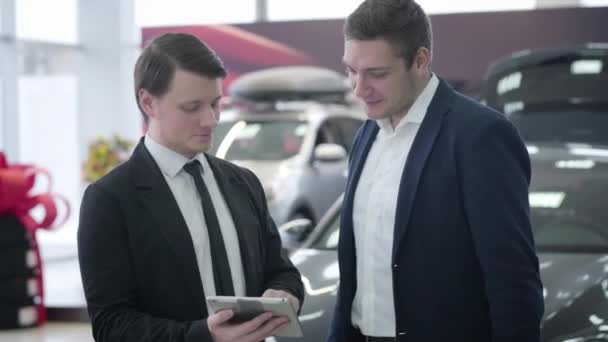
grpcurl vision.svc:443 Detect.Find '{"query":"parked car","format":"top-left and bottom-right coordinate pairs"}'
top-left (278, 141), bottom-right (608, 342)
top-left (480, 44), bottom-right (608, 145)
top-left (210, 66), bottom-right (365, 233)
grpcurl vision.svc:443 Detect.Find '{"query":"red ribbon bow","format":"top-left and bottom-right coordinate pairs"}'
top-left (0, 151), bottom-right (70, 325)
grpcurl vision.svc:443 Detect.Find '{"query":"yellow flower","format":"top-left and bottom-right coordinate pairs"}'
top-left (82, 134), bottom-right (134, 182)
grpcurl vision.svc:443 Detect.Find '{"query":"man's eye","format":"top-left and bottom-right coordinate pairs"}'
top-left (183, 105), bottom-right (200, 112)
top-left (370, 72), bottom-right (388, 79)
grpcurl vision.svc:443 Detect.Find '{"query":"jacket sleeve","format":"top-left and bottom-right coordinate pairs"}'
top-left (241, 169), bottom-right (305, 309)
top-left (77, 183), bottom-right (213, 342)
top-left (459, 118), bottom-right (544, 342)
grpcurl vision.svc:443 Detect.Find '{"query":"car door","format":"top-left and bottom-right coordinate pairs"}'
top-left (303, 118), bottom-right (351, 222)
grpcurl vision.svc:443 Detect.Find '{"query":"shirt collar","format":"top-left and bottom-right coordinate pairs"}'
top-left (377, 73), bottom-right (439, 133)
top-left (144, 134), bottom-right (208, 178)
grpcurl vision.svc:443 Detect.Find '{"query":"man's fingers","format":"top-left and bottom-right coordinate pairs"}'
top-left (208, 309), bottom-right (234, 327)
top-left (250, 316), bottom-right (290, 341)
top-left (262, 289), bottom-right (299, 312)
top-left (262, 289), bottom-right (281, 297)
top-left (230, 311), bottom-right (274, 337)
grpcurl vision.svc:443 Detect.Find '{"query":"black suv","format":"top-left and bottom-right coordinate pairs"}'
top-left (480, 44), bottom-right (608, 145)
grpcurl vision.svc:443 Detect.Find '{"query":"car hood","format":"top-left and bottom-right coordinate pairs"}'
top-left (282, 248), bottom-right (339, 342)
top-left (230, 160), bottom-right (283, 186)
top-left (540, 253), bottom-right (608, 319)
top-left (287, 249), bottom-right (608, 342)
top-left (539, 252), bottom-right (608, 341)
top-left (528, 142), bottom-right (608, 164)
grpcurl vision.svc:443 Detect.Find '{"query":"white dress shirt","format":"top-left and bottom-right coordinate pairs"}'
top-left (144, 135), bottom-right (246, 312)
top-left (351, 74), bottom-right (439, 336)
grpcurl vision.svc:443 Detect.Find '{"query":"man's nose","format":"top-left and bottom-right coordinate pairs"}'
top-left (199, 107), bottom-right (218, 127)
top-left (352, 75), bottom-right (368, 98)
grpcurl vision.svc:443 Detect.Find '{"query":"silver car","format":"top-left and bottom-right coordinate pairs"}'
top-left (210, 101), bottom-right (363, 235)
top-left (210, 66), bottom-right (364, 240)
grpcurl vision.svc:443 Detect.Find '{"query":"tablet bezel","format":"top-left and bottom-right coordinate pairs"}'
top-left (206, 295), bottom-right (303, 338)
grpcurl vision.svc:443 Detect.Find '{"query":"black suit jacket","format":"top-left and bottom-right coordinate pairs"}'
top-left (78, 140), bottom-right (304, 342)
top-left (328, 79), bottom-right (544, 342)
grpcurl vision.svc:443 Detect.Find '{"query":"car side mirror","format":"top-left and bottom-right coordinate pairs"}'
top-left (313, 143), bottom-right (347, 162)
top-left (279, 218), bottom-right (314, 250)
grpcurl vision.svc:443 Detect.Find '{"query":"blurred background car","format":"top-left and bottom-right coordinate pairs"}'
top-left (480, 43), bottom-right (608, 145)
top-left (210, 66), bottom-right (365, 244)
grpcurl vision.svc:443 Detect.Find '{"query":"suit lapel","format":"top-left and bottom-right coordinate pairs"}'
top-left (392, 80), bottom-right (453, 260)
top-left (130, 140), bottom-right (206, 311)
top-left (205, 156), bottom-right (259, 296)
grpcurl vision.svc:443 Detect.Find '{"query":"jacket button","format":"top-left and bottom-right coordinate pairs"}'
top-left (398, 331), bottom-right (407, 336)
top-left (393, 264), bottom-right (398, 268)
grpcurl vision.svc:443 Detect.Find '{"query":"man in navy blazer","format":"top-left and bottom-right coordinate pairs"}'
top-left (328, 1), bottom-right (544, 341)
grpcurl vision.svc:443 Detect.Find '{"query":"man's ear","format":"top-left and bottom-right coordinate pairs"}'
top-left (138, 88), bottom-right (156, 120)
top-left (414, 47), bottom-right (431, 71)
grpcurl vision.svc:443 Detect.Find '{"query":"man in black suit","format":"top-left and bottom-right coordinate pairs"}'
top-left (327, 1), bottom-right (544, 341)
top-left (78, 33), bottom-right (304, 342)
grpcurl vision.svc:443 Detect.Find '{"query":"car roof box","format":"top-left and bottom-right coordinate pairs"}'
top-left (229, 66), bottom-right (350, 103)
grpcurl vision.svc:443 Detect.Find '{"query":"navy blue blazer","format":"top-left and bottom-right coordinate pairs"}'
top-left (328, 79), bottom-right (544, 342)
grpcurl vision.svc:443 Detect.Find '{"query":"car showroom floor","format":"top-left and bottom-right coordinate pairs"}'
top-left (0, 322), bottom-right (93, 342)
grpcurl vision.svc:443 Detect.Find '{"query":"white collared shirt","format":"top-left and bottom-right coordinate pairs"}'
top-left (351, 74), bottom-right (439, 336)
top-left (144, 135), bottom-right (246, 310)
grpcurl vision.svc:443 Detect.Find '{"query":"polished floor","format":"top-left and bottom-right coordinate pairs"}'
top-left (0, 323), bottom-right (93, 342)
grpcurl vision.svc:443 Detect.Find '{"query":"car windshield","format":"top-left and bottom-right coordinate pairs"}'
top-left (310, 153), bottom-right (608, 253)
top-left (209, 119), bottom-right (308, 161)
top-left (510, 110), bottom-right (608, 145)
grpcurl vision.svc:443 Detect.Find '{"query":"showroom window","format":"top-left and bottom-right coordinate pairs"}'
top-left (135, 0), bottom-right (256, 27)
top-left (15, 0), bottom-right (81, 245)
top-left (17, 40), bottom-right (80, 245)
top-left (16, 0), bottom-right (78, 44)
top-left (267, 0), bottom-right (536, 21)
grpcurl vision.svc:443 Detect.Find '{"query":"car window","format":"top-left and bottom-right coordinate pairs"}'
top-left (331, 118), bottom-right (363, 153)
top-left (482, 54), bottom-right (608, 113)
top-left (315, 121), bottom-right (339, 146)
top-left (509, 110), bottom-right (608, 145)
top-left (481, 49), bottom-right (608, 146)
top-left (208, 123), bottom-right (233, 155)
top-left (213, 120), bottom-right (308, 161)
top-left (317, 118), bottom-right (362, 152)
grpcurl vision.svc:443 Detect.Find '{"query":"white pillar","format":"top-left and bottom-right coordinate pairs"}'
top-left (0, 0), bottom-right (18, 160)
top-left (256, 0), bottom-right (268, 22)
top-left (78, 0), bottom-right (140, 163)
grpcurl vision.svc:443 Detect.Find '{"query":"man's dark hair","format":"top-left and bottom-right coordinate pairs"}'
top-left (134, 33), bottom-right (227, 122)
top-left (344, 0), bottom-right (432, 68)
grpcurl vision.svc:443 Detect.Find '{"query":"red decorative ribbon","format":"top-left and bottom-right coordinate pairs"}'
top-left (0, 151), bottom-right (70, 325)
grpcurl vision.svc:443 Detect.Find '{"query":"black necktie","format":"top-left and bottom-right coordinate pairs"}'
top-left (183, 160), bottom-right (235, 296)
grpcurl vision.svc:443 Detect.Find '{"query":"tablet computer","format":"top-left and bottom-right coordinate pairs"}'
top-left (206, 295), bottom-right (303, 338)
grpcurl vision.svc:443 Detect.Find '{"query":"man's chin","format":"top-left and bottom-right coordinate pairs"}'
top-left (365, 108), bottom-right (387, 121)
top-left (187, 143), bottom-right (211, 155)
